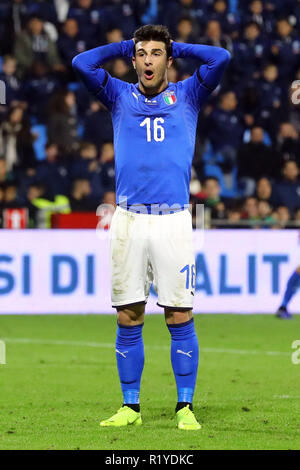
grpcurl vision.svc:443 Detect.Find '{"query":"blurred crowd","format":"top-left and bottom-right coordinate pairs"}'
top-left (1, 0), bottom-right (300, 227)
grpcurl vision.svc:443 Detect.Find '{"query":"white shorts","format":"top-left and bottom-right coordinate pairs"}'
top-left (110, 206), bottom-right (195, 309)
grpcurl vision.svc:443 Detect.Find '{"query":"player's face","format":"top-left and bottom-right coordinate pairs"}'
top-left (133, 40), bottom-right (173, 93)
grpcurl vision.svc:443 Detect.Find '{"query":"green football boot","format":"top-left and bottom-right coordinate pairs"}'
top-left (100, 406), bottom-right (142, 427)
top-left (176, 405), bottom-right (201, 430)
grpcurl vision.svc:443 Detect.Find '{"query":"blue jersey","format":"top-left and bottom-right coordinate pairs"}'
top-left (73, 40), bottom-right (230, 210)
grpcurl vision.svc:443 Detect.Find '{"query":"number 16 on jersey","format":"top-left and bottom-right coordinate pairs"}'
top-left (140, 117), bottom-right (165, 142)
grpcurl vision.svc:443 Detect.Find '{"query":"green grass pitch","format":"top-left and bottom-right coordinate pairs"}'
top-left (0, 313), bottom-right (300, 450)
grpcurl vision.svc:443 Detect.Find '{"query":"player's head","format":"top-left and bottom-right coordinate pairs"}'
top-left (132, 24), bottom-right (173, 93)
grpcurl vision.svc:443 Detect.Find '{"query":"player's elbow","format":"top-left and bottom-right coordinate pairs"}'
top-left (72, 53), bottom-right (86, 74)
top-left (218, 48), bottom-right (231, 66)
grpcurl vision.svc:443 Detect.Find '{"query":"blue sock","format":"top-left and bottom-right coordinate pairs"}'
top-left (281, 271), bottom-right (300, 308)
top-left (167, 318), bottom-right (199, 405)
top-left (115, 323), bottom-right (144, 404)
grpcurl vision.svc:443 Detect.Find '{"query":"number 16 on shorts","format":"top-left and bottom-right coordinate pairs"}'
top-left (181, 264), bottom-right (196, 290)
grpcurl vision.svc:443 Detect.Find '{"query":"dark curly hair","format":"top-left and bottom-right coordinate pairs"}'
top-left (133, 24), bottom-right (172, 58)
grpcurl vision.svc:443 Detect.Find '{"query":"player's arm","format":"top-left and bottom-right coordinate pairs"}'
top-left (172, 42), bottom-right (231, 103)
top-left (72, 40), bottom-right (134, 108)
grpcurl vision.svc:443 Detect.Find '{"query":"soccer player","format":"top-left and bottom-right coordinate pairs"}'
top-left (72, 24), bottom-right (230, 430)
top-left (276, 267), bottom-right (300, 319)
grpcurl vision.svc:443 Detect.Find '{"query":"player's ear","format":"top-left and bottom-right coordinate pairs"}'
top-left (167, 56), bottom-right (173, 69)
top-left (132, 56), bottom-right (136, 70)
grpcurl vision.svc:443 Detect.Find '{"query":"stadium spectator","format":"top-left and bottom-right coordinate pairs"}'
top-left (0, 183), bottom-right (4, 207)
top-left (102, 190), bottom-right (116, 206)
top-left (110, 58), bottom-right (137, 83)
top-left (257, 199), bottom-right (276, 227)
top-left (0, 0), bottom-right (31, 55)
top-left (270, 18), bottom-right (300, 81)
top-left (57, 18), bottom-right (88, 72)
top-left (69, 178), bottom-right (96, 212)
top-left (201, 19), bottom-right (232, 51)
top-left (47, 89), bottom-right (79, 155)
top-left (241, 196), bottom-right (259, 222)
top-left (272, 205), bottom-right (291, 228)
top-left (174, 16), bottom-right (200, 74)
top-left (226, 204), bottom-right (244, 228)
top-left (35, 142), bottom-right (71, 198)
top-left (272, 160), bottom-right (300, 213)
top-left (26, 182), bottom-right (71, 227)
top-left (255, 177), bottom-right (274, 203)
top-left (255, 63), bottom-right (283, 140)
top-left (276, 122), bottom-right (300, 166)
top-left (99, 141), bottom-right (115, 193)
top-left (22, 61), bottom-right (60, 123)
top-left (208, 0), bottom-right (240, 36)
top-left (243, 0), bottom-right (276, 33)
top-left (2, 181), bottom-right (22, 208)
top-left (160, 0), bottom-right (204, 38)
top-left (175, 16), bottom-right (197, 43)
top-left (106, 27), bottom-right (124, 44)
top-left (231, 22), bottom-right (267, 82)
top-left (200, 177), bottom-right (228, 219)
top-left (0, 106), bottom-right (35, 172)
top-left (0, 157), bottom-right (12, 185)
top-left (67, 0), bottom-right (107, 47)
top-left (205, 91), bottom-right (244, 174)
top-left (237, 126), bottom-right (279, 195)
top-left (83, 101), bottom-right (113, 147)
top-left (259, 64), bottom-right (283, 110)
top-left (0, 56), bottom-right (23, 108)
top-left (294, 206), bottom-right (300, 224)
top-left (14, 15), bottom-right (63, 78)
top-left (104, 0), bottom-right (139, 39)
top-left (70, 141), bottom-right (114, 204)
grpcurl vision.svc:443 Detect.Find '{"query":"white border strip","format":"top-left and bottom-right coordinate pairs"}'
top-left (2, 338), bottom-right (290, 357)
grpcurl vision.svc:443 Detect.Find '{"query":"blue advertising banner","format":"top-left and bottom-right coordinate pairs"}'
top-left (0, 230), bottom-right (299, 314)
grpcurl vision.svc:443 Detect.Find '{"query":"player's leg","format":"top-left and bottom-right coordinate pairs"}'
top-left (148, 209), bottom-right (200, 429)
top-left (165, 308), bottom-right (201, 430)
top-left (276, 266), bottom-right (300, 319)
top-left (116, 303), bottom-right (145, 410)
top-left (100, 302), bottom-right (145, 427)
top-left (100, 207), bottom-right (148, 427)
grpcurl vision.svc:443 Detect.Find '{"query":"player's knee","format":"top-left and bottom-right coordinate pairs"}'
top-left (117, 302), bottom-right (145, 325)
top-left (164, 308), bottom-right (192, 325)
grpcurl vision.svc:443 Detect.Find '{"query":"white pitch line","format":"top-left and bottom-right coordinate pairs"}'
top-left (1, 338), bottom-right (291, 357)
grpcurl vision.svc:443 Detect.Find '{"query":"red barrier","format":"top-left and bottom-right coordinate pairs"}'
top-left (51, 212), bottom-right (99, 229)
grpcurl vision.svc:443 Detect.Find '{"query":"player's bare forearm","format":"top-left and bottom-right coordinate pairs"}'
top-left (172, 42), bottom-right (231, 90)
top-left (72, 40), bottom-right (134, 94)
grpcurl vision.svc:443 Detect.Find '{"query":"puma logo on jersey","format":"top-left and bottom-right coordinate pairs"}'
top-left (177, 349), bottom-right (192, 358)
top-left (116, 349), bottom-right (128, 358)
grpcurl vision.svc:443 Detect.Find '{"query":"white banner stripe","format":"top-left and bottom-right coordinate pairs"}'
top-left (2, 338), bottom-right (290, 357)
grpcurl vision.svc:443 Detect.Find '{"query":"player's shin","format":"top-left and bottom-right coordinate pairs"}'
top-left (167, 318), bottom-right (199, 411)
top-left (115, 323), bottom-right (144, 410)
